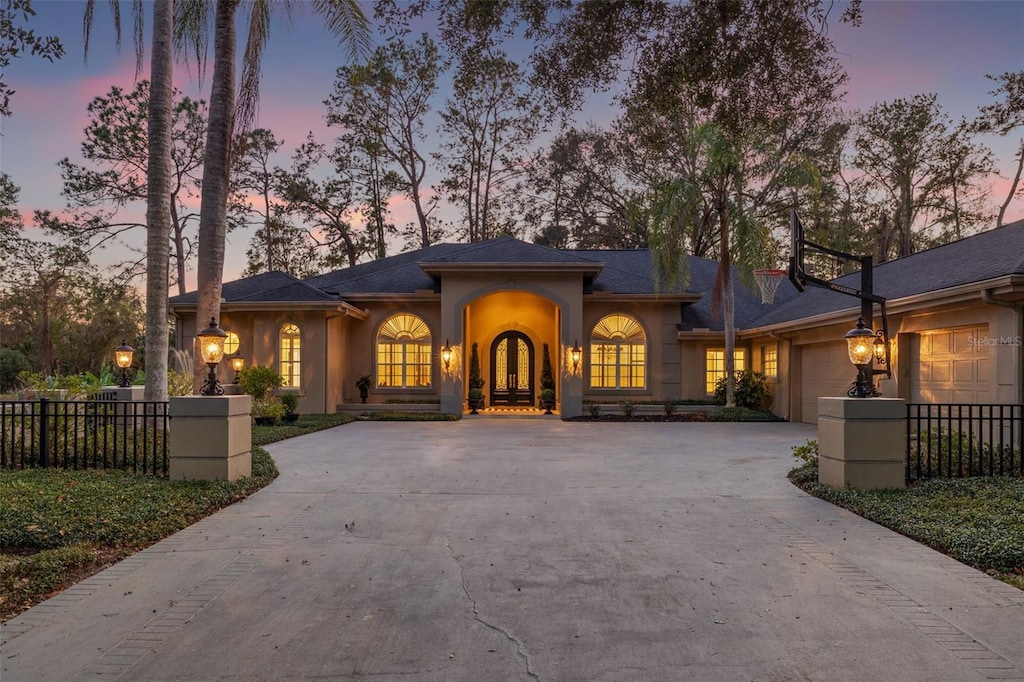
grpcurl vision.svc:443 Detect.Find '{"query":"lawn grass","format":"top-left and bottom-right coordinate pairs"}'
top-left (790, 464), bottom-right (1024, 588)
top-left (1, 411), bottom-right (363, 621)
top-left (0, 446), bottom-right (279, 621)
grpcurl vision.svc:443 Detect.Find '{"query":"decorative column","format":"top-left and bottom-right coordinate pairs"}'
top-left (169, 395), bottom-right (252, 481)
top-left (818, 397), bottom-right (905, 489)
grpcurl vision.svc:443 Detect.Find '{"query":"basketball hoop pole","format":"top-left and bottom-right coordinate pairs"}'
top-left (789, 208), bottom-right (891, 382)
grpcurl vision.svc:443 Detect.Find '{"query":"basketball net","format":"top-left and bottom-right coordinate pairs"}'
top-left (753, 269), bottom-right (787, 304)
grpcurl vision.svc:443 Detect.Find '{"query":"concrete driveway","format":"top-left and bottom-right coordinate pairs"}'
top-left (3, 420), bottom-right (1024, 681)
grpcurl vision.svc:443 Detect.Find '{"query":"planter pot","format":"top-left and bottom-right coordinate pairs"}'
top-left (254, 416), bottom-right (278, 426)
top-left (359, 390), bottom-right (369, 404)
top-left (540, 399), bottom-right (554, 415)
top-left (468, 398), bottom-right (484, 415)
top-left (282, 413), bottom-right (299, 423)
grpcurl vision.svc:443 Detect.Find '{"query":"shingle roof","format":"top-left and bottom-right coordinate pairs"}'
top-left (168, 271), bottom-right (337, 305)
top-left (170, 221), bottom-right (1024, 324)
top-left (749, 219), bottom-right (1024, 328)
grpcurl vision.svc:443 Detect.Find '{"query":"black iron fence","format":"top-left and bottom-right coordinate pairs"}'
top-left (906, 403), bottom-right (1023, 482)
top-left (0, 398), bottom-right (170, 476)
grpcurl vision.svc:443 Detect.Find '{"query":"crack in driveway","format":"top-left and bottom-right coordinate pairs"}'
top-left (445, 538), bottom-right (540, 681)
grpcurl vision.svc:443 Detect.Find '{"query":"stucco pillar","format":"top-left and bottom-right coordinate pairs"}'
top-left (817, 397), bottom-right (905, 489)
top-left (100, 386), bottom-right (145, 401)
top-left (169, 395), bottom-right (252, 481)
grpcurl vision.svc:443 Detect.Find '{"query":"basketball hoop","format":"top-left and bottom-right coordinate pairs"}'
top-left (753, 269), bottom-right (787, 304)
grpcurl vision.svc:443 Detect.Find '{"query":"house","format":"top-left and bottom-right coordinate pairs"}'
top-left (168, 220), bottom-right (1024, 422)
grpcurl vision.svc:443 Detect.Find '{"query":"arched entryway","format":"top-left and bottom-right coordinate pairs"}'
top-left (490, 331), bottom-right (535, 406)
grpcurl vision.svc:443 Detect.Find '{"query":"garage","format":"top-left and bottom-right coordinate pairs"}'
top-left (798, 341), bottom-right (855, 424)
top-left (913, 326), bottom-right (993, 404)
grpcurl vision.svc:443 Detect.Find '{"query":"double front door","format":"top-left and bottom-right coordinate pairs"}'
top-left (490, 331), bottom-right (534, 406)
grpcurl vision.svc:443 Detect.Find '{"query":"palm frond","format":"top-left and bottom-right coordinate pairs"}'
top-left (312, 0), bottom-right (373, 64)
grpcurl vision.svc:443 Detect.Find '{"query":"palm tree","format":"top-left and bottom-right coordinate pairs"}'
top-left (184, 0), bottom-right (370, 346)
top-left (650, 123), bottom-right (770, 408)
top-left (84, 0), bottom-right (174, 401)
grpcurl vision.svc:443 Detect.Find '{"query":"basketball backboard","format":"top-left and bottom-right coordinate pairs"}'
top-left (788, 209), bottom-right (806, 292)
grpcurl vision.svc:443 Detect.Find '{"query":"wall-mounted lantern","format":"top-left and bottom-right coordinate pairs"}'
top-left (441, 339), bottom-right (453, 373)
top-left (570, 340), bottom-right (582, 375)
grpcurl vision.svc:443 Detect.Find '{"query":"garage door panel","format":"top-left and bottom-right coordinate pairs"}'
top-left (800, 342), bottom-right (852, 423)
top-left (916, 325), bottom-right (992, 406)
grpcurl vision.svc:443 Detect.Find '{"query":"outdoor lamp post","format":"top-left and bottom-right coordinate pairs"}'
top-left (197, 318), bottom-right (228, 396)
top-left (230, 356), bottom-right (245, 384)
top-left (570, 340), bottom-right (582, 374)
top-left (845, 317), bottom-right (877, 398)
top-left (441, 339), bottom-right (452, 373)
top-left (114, 339), bottom-right (134, 387)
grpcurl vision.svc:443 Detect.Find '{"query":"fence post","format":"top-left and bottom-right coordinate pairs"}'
top-left (168, 396), bottom-right (252, 481)
top-left (38, 397), bottom-right (49, 467)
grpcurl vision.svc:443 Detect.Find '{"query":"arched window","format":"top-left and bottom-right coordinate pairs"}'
top-left (590, 314), bottom-right (646, 389)
top-left (224, 331), bottom-right (240, 356)
top-left (377, 313), bottom-right (432, 388)
top-left (279, 323), bottom-right (301, 388)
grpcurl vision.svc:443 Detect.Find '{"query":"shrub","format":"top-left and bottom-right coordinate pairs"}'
top-left (540, 388), bottom-right (555, 402)
top-left (468, 342), bottom-right (484, 391)
top-left (587, 403), bottom-right (601, 418)
top-left (280, 392), bottom-right (299, 414)
top-left (714, 369), bottom-right (772, 409)
top-left (252, 397), bottom-right (285, 420)
top-left (0, 349), bottom-right (31, 392)
top-left (238, 365), bottom-right (283, 399)
top-left (541, 343), bottom-right (555, 391)
top-left (792, 439), bottom-right (819, 467)
top-left (167, 369), bottom-right (195, 396)
top-left (663, 399), bottom-right (677, 416)
top-left (621, 400), bottom-right (635, 418)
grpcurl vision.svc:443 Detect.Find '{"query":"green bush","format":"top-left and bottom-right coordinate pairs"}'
top-left (252, 397), bottom-right (285, 420)
top-left (0, 349), bottom-right (31, 392)
top-left (587, 403), bottom-right (601, 418)
top-left (541, 343), bottom-right (555, 391)
top-left (713, 369), bottom-right (772, 409)
top-left (468, 343), bottom-right (484, 391)
top-left (280, 392), bottom-right (299, 414)
top-left (908, 428), bottom-right (1022, 480)
top-left (792, 439), bottom-right (819, 466)
top-left (167, 369), bottom-right (195, 396)
top-left (238, 365), bottom-right (283, 399)
top-left (621, 400), bottom-right (635, 418)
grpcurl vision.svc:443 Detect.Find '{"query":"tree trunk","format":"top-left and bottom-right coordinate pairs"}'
top-left (998, 141), bottom-right (1024, 228)
top-left (144, 0), bottom-right (174, 401)
top-left (170, 200), bottom-right (186, 297)
top-left (719, 203), bottom-right (736, 408)
top-left (195, 0), bottom-right (237, 383)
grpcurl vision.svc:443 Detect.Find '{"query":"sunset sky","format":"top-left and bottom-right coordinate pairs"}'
top-left (2, 0), bottom-right (1023, 289)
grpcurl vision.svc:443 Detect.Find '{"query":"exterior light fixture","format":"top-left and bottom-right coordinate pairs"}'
top-left (197, 317), bottom-right (228, 396)
top-left (231, 356), bottom-right (245, 384)
top-left (114, 339), bottom-right (135, 388)
top-left (441, 339), bottom-right (452, 372)
top-left (873, 333), bottom-right (887, 365)
top-left (570, 340), bottom-right (582, 374)
top-left (845, 317), bottom-right (877, 398)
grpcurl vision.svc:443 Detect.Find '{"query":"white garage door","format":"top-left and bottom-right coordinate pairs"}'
top-left (913, 326), bottom-right (993, 404)
top-left (800, 341), bottom-right (855, 424)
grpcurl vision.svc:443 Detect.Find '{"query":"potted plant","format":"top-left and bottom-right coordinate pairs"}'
top-left (467, 342), bottom-right (485, 414)
top-left (280, 391), bottom-right (300, 423)
top-left (539, 343), bottom-right (555, 413)
top-left (539, 388), bottom-right (556, 414)
top-left (356, 374), bottom-right (373, 404)
top-left (252, 396), bottom-right (284, 425)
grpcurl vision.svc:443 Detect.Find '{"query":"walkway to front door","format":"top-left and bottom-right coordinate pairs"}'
top-left (490, 330), bottom-right (534, 406)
